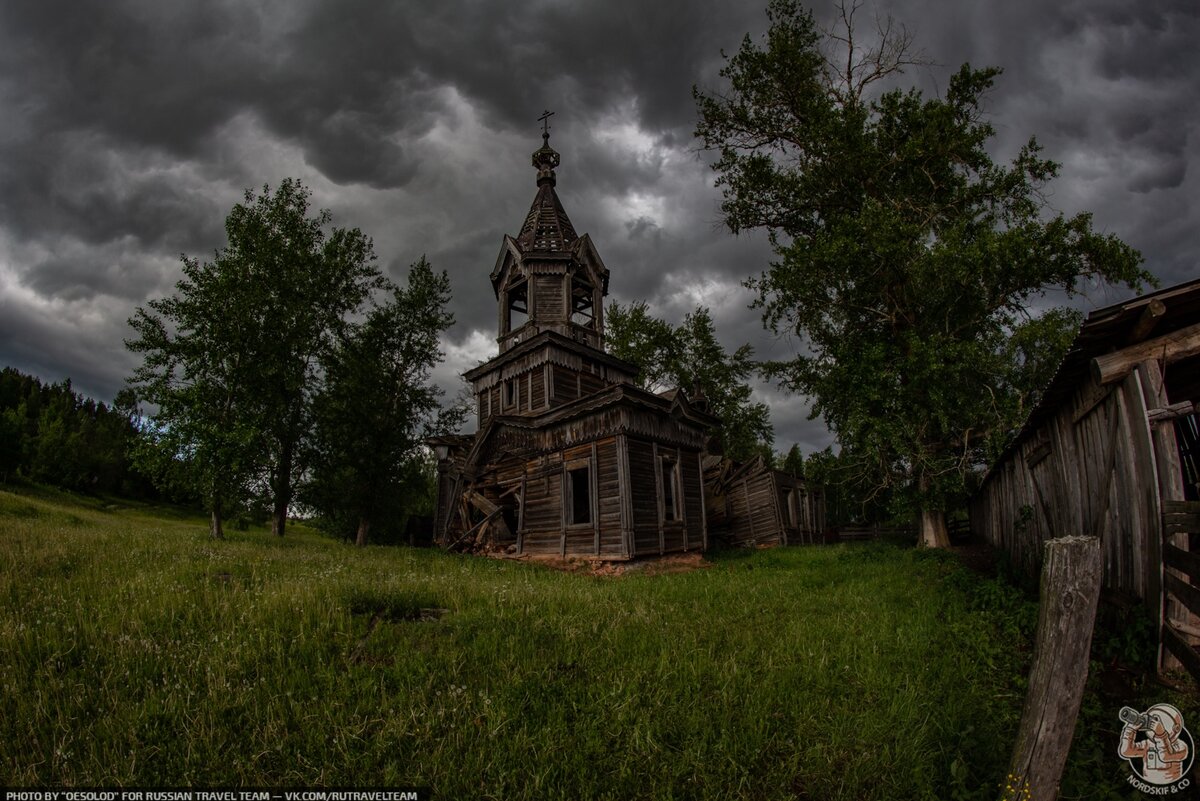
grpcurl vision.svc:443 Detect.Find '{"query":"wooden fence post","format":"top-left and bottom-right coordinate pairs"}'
top-left (1006, 535), bottom-right (1102, 801)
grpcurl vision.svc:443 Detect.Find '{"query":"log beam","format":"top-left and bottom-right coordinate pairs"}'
top-left (1091, 321), bottom-right (1200, 385)
top-left (1126, 298), bottom-right (1166, 344)
top-left (1006, 535), bottom-right (1102, 801)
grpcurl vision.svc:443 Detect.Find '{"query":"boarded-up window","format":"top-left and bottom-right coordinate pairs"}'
top-left (661, 458), bottom-right (679, 521)
top-left (568, 465), bottom-right (591, 525)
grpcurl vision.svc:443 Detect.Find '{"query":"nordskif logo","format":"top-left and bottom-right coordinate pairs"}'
top-left (1118, 703), bottom-right (1194, 792)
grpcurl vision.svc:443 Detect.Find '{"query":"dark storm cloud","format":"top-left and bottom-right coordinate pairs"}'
top-left (0, 0), bottom-right (1196, 456)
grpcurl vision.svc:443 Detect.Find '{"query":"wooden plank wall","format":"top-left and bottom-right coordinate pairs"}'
top-left (515, 438), bottom-right (625, 557)
top-left (521, 451), bottom-right (564, 555)
top-left (628, 438), bottom-right (661, 555)
top-left (531, 368), bottom-right (546, 411)
top-left (552, 366), bottom-right (577, 405)
top-left (624, 437), bottom-right (705, 556)
top-left (596, 438), bottom-right (624, 556)
top-left (681, 454), bottom-right (704, 551)
top-left (970, 365), bottom-right (1169, 609)
top-left (534, 276), bottom-right (564, 319)
top-left (726, 471), bottom-right (785, 547)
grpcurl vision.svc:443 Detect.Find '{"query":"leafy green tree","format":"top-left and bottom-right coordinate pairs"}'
top-left (606, 301), bottom-right (676, 392)
top-left (304, 257), bottom-right (463, 546)
top-left (126, 179), bottom-right (383, 538)
top-left (694, 0), bottom-right (1149, 545)
top-left (607, 301), bottom-right (773, 461)
top-left (779, 443), bottom-right (805, 477)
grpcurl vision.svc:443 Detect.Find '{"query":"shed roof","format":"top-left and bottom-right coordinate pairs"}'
top-left (989, 277), bottom-right (1200, 472)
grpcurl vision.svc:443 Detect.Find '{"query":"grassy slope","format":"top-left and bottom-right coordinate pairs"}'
top-left (0, 487), bottom-right (1191, 799)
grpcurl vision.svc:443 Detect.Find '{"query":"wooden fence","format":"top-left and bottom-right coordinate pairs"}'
top-left (830, 518), bottom-right (970, 544)
top-left (1161, 500), bottom-right (1200, 676)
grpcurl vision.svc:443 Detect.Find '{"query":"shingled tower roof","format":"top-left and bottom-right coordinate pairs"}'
top-left (515, 131), bottom-right (578, 253)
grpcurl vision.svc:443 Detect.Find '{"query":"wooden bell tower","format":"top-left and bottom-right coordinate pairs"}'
top-left (491, 122), bottom-right (609, 354)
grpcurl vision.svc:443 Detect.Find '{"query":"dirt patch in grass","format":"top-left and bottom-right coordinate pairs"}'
top-left (514, 551), bottom-right (712, 577)
top-left (950, 541), bottom-right (998, 576)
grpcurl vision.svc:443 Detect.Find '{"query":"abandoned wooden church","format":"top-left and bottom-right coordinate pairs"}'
top-left (430, 131), bottom-right (717, 558)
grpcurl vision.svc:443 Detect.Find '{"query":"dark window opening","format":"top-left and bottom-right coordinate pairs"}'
top-left (504, 378), bottom-right (517, 408)
top-left (571, 278), bottom-right (595, 328)
top-left (507, 281), bottom-right (529, 332)
top-left (569, 466), bottom-right (591, 525)
top-left (782, 488), bottom-right (797, 527)
top-left (1179, 412), bottom-right (1199, 501)
top-left (661, 458), bottom-right (678, 521)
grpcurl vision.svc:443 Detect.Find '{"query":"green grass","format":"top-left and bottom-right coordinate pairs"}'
top-left (0, 486), bottom-right (1192, 799)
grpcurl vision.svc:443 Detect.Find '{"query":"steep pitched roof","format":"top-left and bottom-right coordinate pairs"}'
top-left (514, 182), bottom-right (579, 253)
top-left (515, 134), bottom-right (579, 253)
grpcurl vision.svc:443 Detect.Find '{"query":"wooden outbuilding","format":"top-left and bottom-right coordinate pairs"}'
top-left (970, 279), bottom-right (1200, 676)
top-left (430, 132), bottom-right (716, 559)
top-left (703, 455), bottom-right (826, 546)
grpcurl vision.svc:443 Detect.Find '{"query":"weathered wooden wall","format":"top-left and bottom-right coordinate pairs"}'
top-left (971, 362), bottom-right (1185, 613)
top-left (624, 437), bottom-right (705, 556)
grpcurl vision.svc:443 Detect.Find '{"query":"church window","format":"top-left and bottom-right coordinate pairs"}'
top-left (506, 280), bottom-right (529, 332)
top-left (660, 457), bottom-right (679, 522)
top-left (567, 464), bottom-right (591, 525)
top-left (571, 277), bottom-right (595, 328)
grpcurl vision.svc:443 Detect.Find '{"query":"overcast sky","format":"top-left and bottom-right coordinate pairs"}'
top-left (1, 0), bottom-right (1196, 455)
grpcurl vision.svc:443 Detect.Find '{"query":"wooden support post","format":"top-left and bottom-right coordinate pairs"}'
top-left (1006, 535), bottom-right (1102, 801)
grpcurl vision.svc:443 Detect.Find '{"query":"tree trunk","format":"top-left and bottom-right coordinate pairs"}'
top-left (918, 507), bottom-right (950, 548)
top-left (915, 470), bottom-right (950, 548)
top-left (355, 517), bottom-right (370, 547)
top-left (271, 439), bottom-right (293, 537)
top-left (210, 498), bottom-right (224, 540)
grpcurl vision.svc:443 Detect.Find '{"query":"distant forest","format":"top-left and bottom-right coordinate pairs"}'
top-left (0, 366), bottom-right (171, 501)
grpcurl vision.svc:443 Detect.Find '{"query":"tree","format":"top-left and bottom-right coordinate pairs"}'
top-left (694, 0), bottom-right (1149, 546)
top-left (304, 257), bottom-right (463, 546)
top-left (126, 179), bottom-right (383, 539)
top-left (779, 443), bottom-right (805, 477)
top-left (607, 301), bottom-right (773, 461)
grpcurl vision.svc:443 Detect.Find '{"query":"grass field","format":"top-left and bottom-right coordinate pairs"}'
top-left (0, 485), bottom-right (1194, 799)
